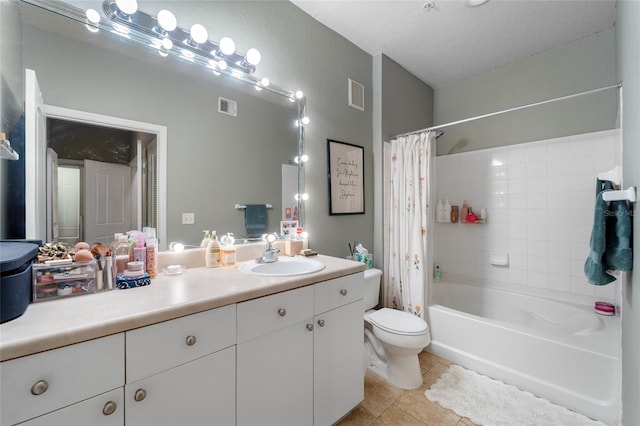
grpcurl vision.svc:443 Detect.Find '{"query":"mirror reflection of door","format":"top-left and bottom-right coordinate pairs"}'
top-left (47, 118), bottom-right (157, 246)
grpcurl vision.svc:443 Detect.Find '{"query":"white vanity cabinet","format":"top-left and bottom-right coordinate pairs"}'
top-left (123, 305), bottom-right (236, 426)
top-left (236, 273), bottom-right (364, 426)
top-left (0, 333), bottom-right (124, 426)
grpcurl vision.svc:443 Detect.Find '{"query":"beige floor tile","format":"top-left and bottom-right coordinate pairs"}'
top-left (423, 362), bottom-right (450, 388)
top-left (371, 405), bottom-right (428, 426)
top-left (360, 371), bottom-right (406, 417)
top-left (394, 383), bottom-right (461, 426)
top-left (336, 404), bottom-right (376, 426)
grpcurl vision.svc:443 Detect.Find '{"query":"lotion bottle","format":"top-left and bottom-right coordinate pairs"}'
top-left (220, 233), bottom-right (236, 268)
top-left (200, 230), bottom-right (211, 247)
top-left (444, 198), bottom-right (452, 223)
top-left (145, 238), bottom-right (158, 278)
top-left (205, 231), bottom-right (220, 268)
top-left (460, 200), bottom-right (469, 223)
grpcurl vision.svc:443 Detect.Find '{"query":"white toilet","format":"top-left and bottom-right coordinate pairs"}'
top-left (363, 268), bottom-right (431, 390)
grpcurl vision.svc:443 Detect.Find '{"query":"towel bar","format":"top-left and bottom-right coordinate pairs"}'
top-left (602, 187), bottom-right (636, 202)
top-left (235, 204), bottom-right (273, 209)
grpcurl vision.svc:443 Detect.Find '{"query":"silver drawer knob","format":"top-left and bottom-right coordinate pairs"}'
top-left (102, 401), bottom-right (117, 416)
top-left (134, 388), bottom-right (147, 402)
top-left (340, 289), bottom-right (348, 296)
top-left (278, 308), bottom-right (286, 317)
top-left (186, 335), bottom-right (197, 346)
top-left (317, 319), bottom-right (325, 327)
top-left (31, 380), bottom-right (48, 396)
top-left (306, 323), bottom-right (314, 331)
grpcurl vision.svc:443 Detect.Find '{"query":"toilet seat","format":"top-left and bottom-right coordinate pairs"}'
top-left (367, 308), bottom-right (428, 336)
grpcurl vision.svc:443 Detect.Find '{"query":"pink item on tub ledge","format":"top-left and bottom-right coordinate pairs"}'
top-left (594, 301), bottom-right (615, 316)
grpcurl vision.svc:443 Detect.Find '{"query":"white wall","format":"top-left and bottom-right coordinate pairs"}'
top-left (434, 129), bottom-right (621, 304)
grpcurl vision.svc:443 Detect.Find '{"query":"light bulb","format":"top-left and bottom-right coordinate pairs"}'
top-left (301, 116), bottom-right (310, 125)
top-left (295, 90), bottom-right (304, 99)
top-left (219, 37), bottom-right (235, 55)
top-left (301, 193), bottom-right (309, 201)
top-left (115, 0), bottom-right (137, 15)
top-left (300, 154), bottom-right (309, 162)
top-left (218, 60), bottom-right (228, 71)
top-left (86, 9), bottom-right (100, 23)
top-left (85, 24), bottom-right (99, 33)
top-left (246, 48), bottom-right (261, 65)
top-left (158, 51), bottom-right (168, 57)
top-left (294, 193), bottom-right (300, 201)
top-left (190, 24), bottom-right (208, 44)
top-left (157, 9), bottom-right (177, 32)
top-left (300, 231), bottom-right (309, 239)
top-left (170, 242), bottom-right (185, 252)
top-left (260, 77), bottom-right (270, 87)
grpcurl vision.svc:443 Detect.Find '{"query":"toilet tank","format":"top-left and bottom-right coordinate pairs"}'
top-left (363, 268), bottom-right (382, 310)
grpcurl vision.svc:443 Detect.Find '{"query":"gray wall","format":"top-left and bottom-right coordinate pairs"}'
top-left (616, 2), bottom-right (640, 424)
top-left (15, 1), bottom-right (374, 256)
top-left (434, 28), bottom-right (617, 156)
top-left (0, 0), bottom-right (24, 239)
top-left (373, 54), bottom-right (434, 266)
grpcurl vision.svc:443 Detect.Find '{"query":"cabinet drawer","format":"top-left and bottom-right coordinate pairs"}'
top-left (314, 272), bottom-right (364, 314)
top-left (237, 285), bottom-right (313, 343)
top-left (126, 304), bottom-right (236, 383)
top-left (19, 388), bottom-right (123, 426)
top-left (0, 333), bottom-right (124, 426)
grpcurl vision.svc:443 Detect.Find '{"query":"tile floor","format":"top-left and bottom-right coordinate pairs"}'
top-left (337, 351), bottom-right (476, 426)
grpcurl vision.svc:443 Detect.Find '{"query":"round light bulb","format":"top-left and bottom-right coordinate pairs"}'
top-left (219, 37), bottom-right (236, 55)
top-left (115, 0), bottom-right (137, 15)
top-left (218, 60), bottom-right (228, 71)
top-left (170, 242), bottom-right (185, 252)
top-left (158, 50), bottom-right (168, 57)
top-left (260, 77), bottom-right (270, 87)
top-left (300, 154), bottom-right (309, 162)
top-left (246, 48), bottom-right (261, 65)
top-left (300, 231), bottom-right (309, 239)
top-left (86, 9), bottom-right (100, 24)
top-left (157, 9), bottom-right (177, 32)
top-left (295, 90), bottom-right (304, 99)
top-left (190, 24), bottom-right (208, 44)
top-left (301, 116), bottom-right (310, 125)
top-left (301, 193), bottom-right (309, 201)
top-left (294, 193), bottom-right (300, 201)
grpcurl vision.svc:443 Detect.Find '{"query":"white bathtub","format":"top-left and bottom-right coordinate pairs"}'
top-left (427, 279), bottom-right (620, 425)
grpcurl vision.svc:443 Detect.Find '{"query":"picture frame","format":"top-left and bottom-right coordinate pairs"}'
top-left (280, 220), bottom-right (299, 238)
top-left (327, 139), bottom-right (365, 215)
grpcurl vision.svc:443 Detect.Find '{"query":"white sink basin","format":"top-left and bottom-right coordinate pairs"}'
top-left (239, 257), bottom-right (325, 276)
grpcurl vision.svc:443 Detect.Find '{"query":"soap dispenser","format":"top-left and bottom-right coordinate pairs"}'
top-left (444, 198), bottom-right (452, 223)
top-left (200, 230), bottom-right (211, 247)
top-left (205, 231), bottom-right (221, 268)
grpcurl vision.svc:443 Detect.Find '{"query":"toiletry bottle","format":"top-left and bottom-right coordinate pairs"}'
top-left (451, 205), bottom-right (459, 223)
top-left (444, 198), bottom-right (452, 223)
top-left (133, 241), bottom-right (146, 266)
top-left (460, 201), bottom-right (469, 223)
top-left (145, 238), bottom-right (158, 278)
top-left (436, 199), bottom-right (444, 222)
top-left (200, 230), bottom-right (211, 247)
top-left (206, 231), bottom-right (221, 268)
top-left (480, 208), bottom-right (487, 222)
top-left (112, 234), bottom-right (130, 275)
top-left (220, 233), bottom-right (236, 268)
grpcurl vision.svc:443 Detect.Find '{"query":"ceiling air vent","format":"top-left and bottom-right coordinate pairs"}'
top-left (218, 97), bottom-right (238, 117)
top-left (348, 78), bottom-right (365, 111)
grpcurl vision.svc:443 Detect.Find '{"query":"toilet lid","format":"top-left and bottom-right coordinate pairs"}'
top-left (367, 308), bottom-right (428, 335)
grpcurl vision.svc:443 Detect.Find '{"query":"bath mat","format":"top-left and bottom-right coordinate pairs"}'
top-left (425, 365), bottom-right (607, 426)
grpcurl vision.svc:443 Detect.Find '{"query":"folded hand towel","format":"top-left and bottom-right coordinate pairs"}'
top-left (245, 204), bottom-right (267, 237)
top-left (584, 179), bottom-right (633, 286)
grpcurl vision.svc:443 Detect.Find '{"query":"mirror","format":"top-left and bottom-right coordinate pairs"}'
top-left (20, 0), bottom-right (305, 249)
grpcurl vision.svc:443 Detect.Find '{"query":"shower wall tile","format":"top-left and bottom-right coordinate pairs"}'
top-left (434, 128), bottom-right (621, 304)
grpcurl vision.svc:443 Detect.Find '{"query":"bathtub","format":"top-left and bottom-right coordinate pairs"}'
top-left (427, 279), bottom-right (620, 425)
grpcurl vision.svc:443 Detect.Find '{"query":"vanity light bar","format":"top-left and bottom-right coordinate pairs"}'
top-left (102, 1), bottom-right (258, 75)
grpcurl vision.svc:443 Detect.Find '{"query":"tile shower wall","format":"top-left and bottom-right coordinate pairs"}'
top-left (434, 129), bottom-right (621, 302)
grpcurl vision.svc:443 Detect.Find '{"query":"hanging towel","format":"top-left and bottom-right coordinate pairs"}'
top-left (244, 204), bottom-right (268, 237)
top-left (584, 179), bottom-right (633, 285)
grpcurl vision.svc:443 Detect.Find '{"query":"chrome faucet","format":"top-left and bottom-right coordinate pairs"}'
top-left (256, 234), bottom-right (280, 263)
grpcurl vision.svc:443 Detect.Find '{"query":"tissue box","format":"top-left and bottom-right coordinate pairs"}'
top-left (355, 253), bottom-right (373, 269)
top-left (285, 240), bottom-right (303, 256)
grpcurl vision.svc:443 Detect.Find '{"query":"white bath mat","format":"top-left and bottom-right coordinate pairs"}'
top-left (425, 365), bottom-right (607, 426)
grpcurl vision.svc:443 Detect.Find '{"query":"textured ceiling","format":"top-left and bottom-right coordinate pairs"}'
top-left (290, 0), bottom-right (616, 88)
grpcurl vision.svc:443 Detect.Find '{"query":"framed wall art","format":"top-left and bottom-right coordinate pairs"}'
top-left (327, 139), bottom-right (365, 215)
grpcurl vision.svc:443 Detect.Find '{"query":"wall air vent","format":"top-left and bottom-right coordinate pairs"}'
top-left (218, 97), bottom-right (238, 117)
top-left (348, 78), bottom-right (365, 111)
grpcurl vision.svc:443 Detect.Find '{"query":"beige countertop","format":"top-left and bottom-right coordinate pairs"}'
top-left (0, 255), bottom-right (365, 362)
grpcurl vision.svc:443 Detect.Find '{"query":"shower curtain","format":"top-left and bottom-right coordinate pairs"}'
top-left (383, 131), bottom-right (434, 318)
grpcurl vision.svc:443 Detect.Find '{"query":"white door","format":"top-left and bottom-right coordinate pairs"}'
top-left (46, 148), bottom-right (59, 242)
top-left (84, 159), bottom-right (132, 244)
top-left (25, 69), bottom-right (47, 240)
top-left (57, 166), bottom-right (82, 246)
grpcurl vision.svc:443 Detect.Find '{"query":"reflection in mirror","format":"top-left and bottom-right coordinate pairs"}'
top-left (20, 0), bottom-right (307, 250)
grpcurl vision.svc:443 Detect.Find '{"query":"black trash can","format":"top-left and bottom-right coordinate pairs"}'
top-left (1, 241), bottom-right (40, 323)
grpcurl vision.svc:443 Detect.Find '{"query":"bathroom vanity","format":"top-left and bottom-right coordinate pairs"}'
top-left (0, 255), bottom-right (365, 426)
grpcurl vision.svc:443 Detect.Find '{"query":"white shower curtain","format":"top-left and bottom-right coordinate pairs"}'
top-left (383, 131), bottom-right (434, 318)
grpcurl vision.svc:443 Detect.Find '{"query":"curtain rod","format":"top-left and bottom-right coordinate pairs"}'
top-left (392, 82), bottom-right (622, 140)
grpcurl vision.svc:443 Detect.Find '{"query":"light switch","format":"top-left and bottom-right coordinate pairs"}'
top-left (182, 213), bottom-right (195, 224)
